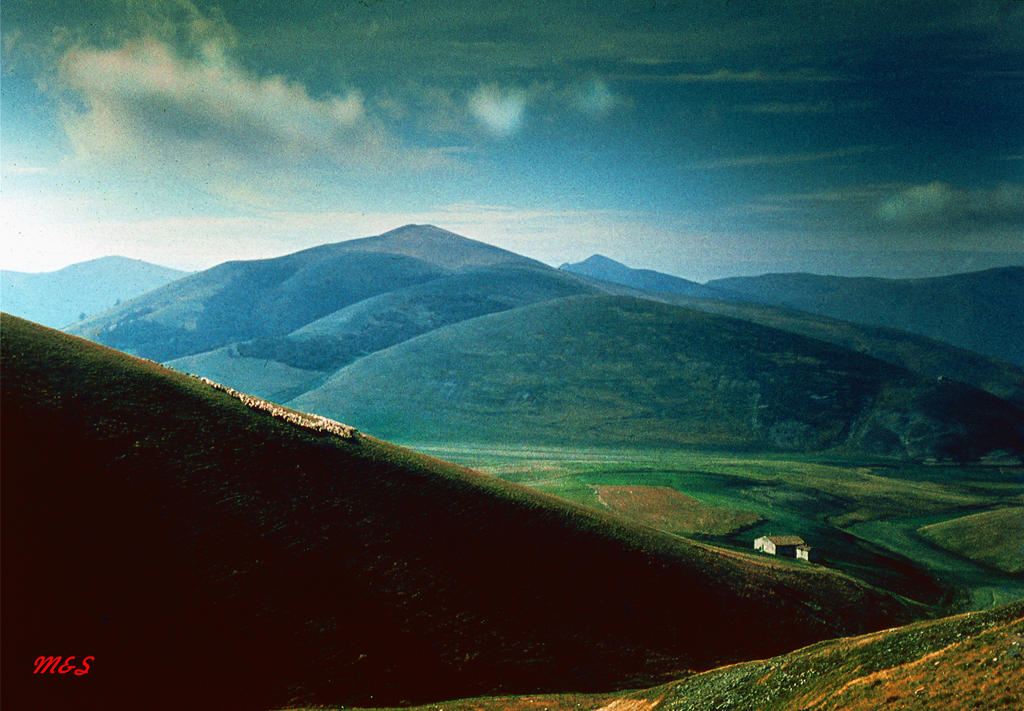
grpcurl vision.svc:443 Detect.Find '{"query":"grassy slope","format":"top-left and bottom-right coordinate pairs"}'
top-left (329, 601), bottom-right (1023, 711)
top-left (236, 262), bottom-right (596, 372)
top-left (656, 293), bottom-right (1024, 408)
top-left (290, 295), bottom-right (1023, 460)
top-left (1, 315), bottom-right (920, 710)
top-left (164, 345), bottom-right (330, 402)
top-left (708, 267), bottom-right (1024, 366)
top-left (918, 508), bottom-right (1024, 574)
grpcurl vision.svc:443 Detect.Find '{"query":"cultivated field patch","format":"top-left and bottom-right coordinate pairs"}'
top-left (594, 485), bottom-right (761, 535)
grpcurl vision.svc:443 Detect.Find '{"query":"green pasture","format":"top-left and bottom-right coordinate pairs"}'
top-left (418, 443), bottom-right (1024, 611)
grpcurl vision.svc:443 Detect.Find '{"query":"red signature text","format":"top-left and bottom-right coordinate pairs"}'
top-left (33, 656), bottom-right (94, 676)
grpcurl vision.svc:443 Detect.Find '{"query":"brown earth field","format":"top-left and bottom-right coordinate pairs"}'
top-left (594, 485), bottom-right (762, 535)
top-left (1, 314), bottom-right (925, 710)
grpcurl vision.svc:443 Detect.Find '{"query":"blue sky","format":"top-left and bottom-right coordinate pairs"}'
top-left (2, 0), bottom-right (1022, 279)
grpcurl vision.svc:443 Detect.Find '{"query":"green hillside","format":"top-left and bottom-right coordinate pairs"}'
top-left (708, 267), bottom-right (1024, 366)
top-left (918, 508), bottom-right (1024, 574)
top-left (237, 262), bottom-right (596, 372)
top-left (290, 295), bottom-right (1024, 460)
top-left (654, 293), bottom-right (1024, 408)
top-left (2, 314), bottom-right (919, 710)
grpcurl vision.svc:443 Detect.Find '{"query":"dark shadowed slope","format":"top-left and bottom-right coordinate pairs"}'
top-left (708, 267), bottom-right (1024, 365)
top-left (2, 314), bottom-right (921, 710)
top-left (291, 295), bottom-right (1024, 460)
top-left (1, 256), bottom-right (188, 328)
top-left (345, 600), bottom-right (1023, 711)
top-left (560, 254), bottom-right (724, 298)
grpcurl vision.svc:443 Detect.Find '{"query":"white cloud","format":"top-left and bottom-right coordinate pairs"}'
top-left (60, 39), bottom-right (366, 161)
top-left (53, 37), bottom-right (452, 207)
top-left (468, 84), bottom-right (528, 136)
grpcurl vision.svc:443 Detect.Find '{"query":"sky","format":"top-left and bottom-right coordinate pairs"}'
top-left (2, 0), bottom-right (1023, 281)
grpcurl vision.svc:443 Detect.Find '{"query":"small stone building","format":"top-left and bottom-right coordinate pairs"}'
top-left (795, 543), bottom-right (819, 562)
top-left (754, 535), bottom-right (806, 557)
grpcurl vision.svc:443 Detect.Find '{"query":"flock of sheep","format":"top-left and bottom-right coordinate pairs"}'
top-left (196, 376), bottom-right (358, 440)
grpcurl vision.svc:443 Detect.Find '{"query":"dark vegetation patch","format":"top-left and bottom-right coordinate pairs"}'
top-left (1, 315), bottom-right (920, 710)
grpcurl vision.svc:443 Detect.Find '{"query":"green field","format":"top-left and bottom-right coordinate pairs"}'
top-left (918, 507), bottom-right (1024, 575)
top-left (417, 443), bottom-right (1024, 610)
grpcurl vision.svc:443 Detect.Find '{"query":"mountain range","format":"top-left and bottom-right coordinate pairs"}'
top-left (1, 256), bottom-right (188, 329)
top-left (708, 267), bottom-right (1024, 366)
top-left (2, 315), bottom-right (918, 710)
top-left (65, 225), bottom-right (1023, 461)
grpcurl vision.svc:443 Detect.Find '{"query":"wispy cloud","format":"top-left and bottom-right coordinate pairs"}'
top-left (60, 39), bottom-right (367, 162)
top-left (687, 146), bottom-right (878, 170)
top-left (2, 162), bottom-right (50, 175)
top-left (56, 37), bottom-right (452, 206)
top-left (624, 68), bottom-right (843, 84)
top-left (466, 78), bottom-right (625, 137)
top-left (733, 100), bottom-right (874, 115)
top-left (877, 182), bottom-right (1024, 226)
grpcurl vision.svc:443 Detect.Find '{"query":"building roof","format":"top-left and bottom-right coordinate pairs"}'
top-left (765, 535), bottom-right (805, 546)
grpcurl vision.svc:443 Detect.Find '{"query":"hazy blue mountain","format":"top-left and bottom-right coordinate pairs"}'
top-left (235, 262), bottom-right (597, 372)
top-left (67, 225), bottom-right (548, 363)
top-left (289, 295), bottom-right (1023, 461)
top-left (69, 243), bottom-right (450, 361)
top-left (1, 256), bottom-right (188, 328)
top-left (329, 223), bottom-right (541, 270)
top-left (560, 254), bottom-right (724, 298)
top-left (708, 267), bottom-right (1024, 365)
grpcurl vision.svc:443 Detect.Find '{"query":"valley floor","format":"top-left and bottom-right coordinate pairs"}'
top-left (413, 444), bottom-right (1024, 611)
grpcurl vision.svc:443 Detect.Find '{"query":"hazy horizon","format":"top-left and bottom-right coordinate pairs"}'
top-left (3, 1), bottom-right (1022, 279)
top-left (2, 224), bottom-right (1023, 283)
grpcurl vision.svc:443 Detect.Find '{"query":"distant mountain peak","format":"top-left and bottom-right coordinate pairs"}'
top-left (340, 224), bottom-right (540, 271)
top-left (378, 223), bottom-right (461, 239)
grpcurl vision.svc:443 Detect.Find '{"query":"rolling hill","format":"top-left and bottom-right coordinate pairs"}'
top-left (650, 294), bottom-right (1024, 408)
top-left (708, 267), bottom-right (1024, 365)
top-left (289, 295), bottom-right (1024, 460)
top-left (67, 225), bottom-right (545, 364)
top-left (559, 254), bottom-right (723, 298)
top-left (1, 314), bottom-right (921, 710)
top-left (560, 257), bottom-right (1024, 405)
top-left (61, 226), bottom-right (1024, 460)
top-left (1, 256), bottom-right (188, 328)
